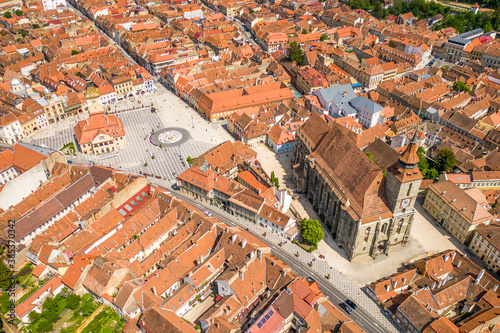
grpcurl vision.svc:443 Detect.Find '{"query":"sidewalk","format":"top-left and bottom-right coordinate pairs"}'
top-left (168, 189), bottom-right (400, 333)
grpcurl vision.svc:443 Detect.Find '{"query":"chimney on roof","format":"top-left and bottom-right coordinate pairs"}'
top-left (494, 285), bottom-right (498, 292)
top-left (385, 285), bottom-right (390, 292)
top-left (231, 234), bottom-right (237, 243)
top-left (239, 270), bottom-right (244, 281)
top-left (451, 252), bottom-right (456, 261)
top-left (444, 255), bottom-right (449, 262)
top-left (152, 286), bottom-right (157, 295)
top-left (257, 249), bottom-right (262, 262)
top-left (431, 282), bottom-right (436, 290)
top-left (457, 260), bottom-right (462, 268)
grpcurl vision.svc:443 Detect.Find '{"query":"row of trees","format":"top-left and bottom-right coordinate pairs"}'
top-left (347, 0), bottom-right (500, 33)
top-left (3, 10), bottom-right (23, 18)
top-left (434, 8), bottom-right (500, 33)
top-left (348, 0), bottom-right (450, 20)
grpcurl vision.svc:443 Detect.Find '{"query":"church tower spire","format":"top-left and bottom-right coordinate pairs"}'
top-left (398, 131), bottom-right (420, 169)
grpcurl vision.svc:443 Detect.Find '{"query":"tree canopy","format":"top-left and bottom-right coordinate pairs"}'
top-left (417, 147), bottom-right (439, 179)
top-left (270, 171), bottom-right (280, 189)
top-left (0, 259), bottom-right (12, 290)
top-left (301, 219), bottom-right (324, 246)
top-left (453, 81), bottom-right (472, 94)
top-left (3, 11), bottom-right (12, 19)
top-left (436, 148), bottom-right (456, 173)
top-left (287, 41), bottom-right (303, 65)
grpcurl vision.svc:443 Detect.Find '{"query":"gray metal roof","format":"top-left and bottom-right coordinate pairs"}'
top-left (313, 84), bottom-right (357, 104)
top-left (349, 96), bottom-right (384, 114)
top-left (17, 142), bottom-right (56, 156)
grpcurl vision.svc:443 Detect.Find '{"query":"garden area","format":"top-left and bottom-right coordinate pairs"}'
top-left (79, 306), bottom-right (126, 333)
top-left (59, 142), bottom-right (76, 156)
top-left (21, 292), bottom-right (99, 333)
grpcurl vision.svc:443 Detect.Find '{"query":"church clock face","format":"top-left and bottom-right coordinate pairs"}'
top-left (400, 198), bottom-right (411, 209)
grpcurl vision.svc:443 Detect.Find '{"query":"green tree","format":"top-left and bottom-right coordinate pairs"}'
top-left (270, 171), bottom-right (280, 189)
top-left (37, 319), bottom-right (53, 333)
top-left (374, 1), bottom-right (384, 19)
top-left (29, 310), bottom-right (41, 323)
top-left (67, 293), bottom-right (80, 310)
top-left (287, 41), bottom-right (303, 65)
top-left (388, 40), bottom-right (396, 48)
top-left (0, 292), bottom-right (11, 314)
top-left (436, 148), bottom-right (456, 173)
top-left (301, 219), bottom-right (324, 246)
top-left (32, 24), bottom-right (40, 29)
top-left (425, 168), bottom-right (439, 179)
top-left (71, 50), bottom-right (80, 55)
top-left (14, 10), bottom-right (23, 16)
top-left (0, 259), bottom-right (12, 290)
top-left (320, 34), bottom-right (328, 41)
top-left (3, 11), bottom-right (11, 19)
top-left (453, 81), bottom-right (472, 94)
top-left (79, 298), bottom-right (95, 316)
top-left (18, 29), bottom-right (27, 37)
top-left (301, 28), bottom-right (308, 34)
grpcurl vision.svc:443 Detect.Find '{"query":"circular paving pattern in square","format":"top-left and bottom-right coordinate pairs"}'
top-left (149, 127), bottom-right (190, 147)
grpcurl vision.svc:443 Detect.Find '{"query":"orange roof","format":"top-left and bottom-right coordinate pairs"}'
top-left (74, 114), bottom-right (125, 144)
top-left (237, 170), bottom-right (268, 193)
top-left (62, 255), bottom-right (95, 290)
top-left (31, 263), bottom-right (47, 278)
top-left (16, 275), bottom-right (63, 318)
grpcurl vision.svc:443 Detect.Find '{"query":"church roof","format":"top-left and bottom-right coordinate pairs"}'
top-left (307, 120), bottom-right (392, 222)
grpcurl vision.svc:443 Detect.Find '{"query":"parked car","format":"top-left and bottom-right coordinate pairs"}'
top-left (345, 299), bottom-right (357, 310)
top-left (319, 254), bottom-right (325, 259)
top-left (204, 211), bottom-right (212, 217)
top-left (339, 302), bottom-right (353, 314)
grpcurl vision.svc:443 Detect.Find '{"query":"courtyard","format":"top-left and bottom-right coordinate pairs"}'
top-left (26, 90), bottom-right (234, 181)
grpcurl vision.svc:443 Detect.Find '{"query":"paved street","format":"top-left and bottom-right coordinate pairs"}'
top-left (163, 188), bottom-right (400, 333)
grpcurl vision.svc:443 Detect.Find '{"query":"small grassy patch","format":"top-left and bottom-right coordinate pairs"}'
top-left (80, 307), bottom-right (126, 333)
top-left (16, 286), bottom-right (38, 305)
top-left (60, 142), bottom-right (76, 156)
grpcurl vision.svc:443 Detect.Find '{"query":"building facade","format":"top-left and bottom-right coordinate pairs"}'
top-left (423, 181), bottom-right (493, 244)
top-left (470, 223), bottom-right (500, 274)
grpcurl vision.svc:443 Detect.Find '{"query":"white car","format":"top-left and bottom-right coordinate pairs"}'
top-left (204, 211), bottom-right (212, 217)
